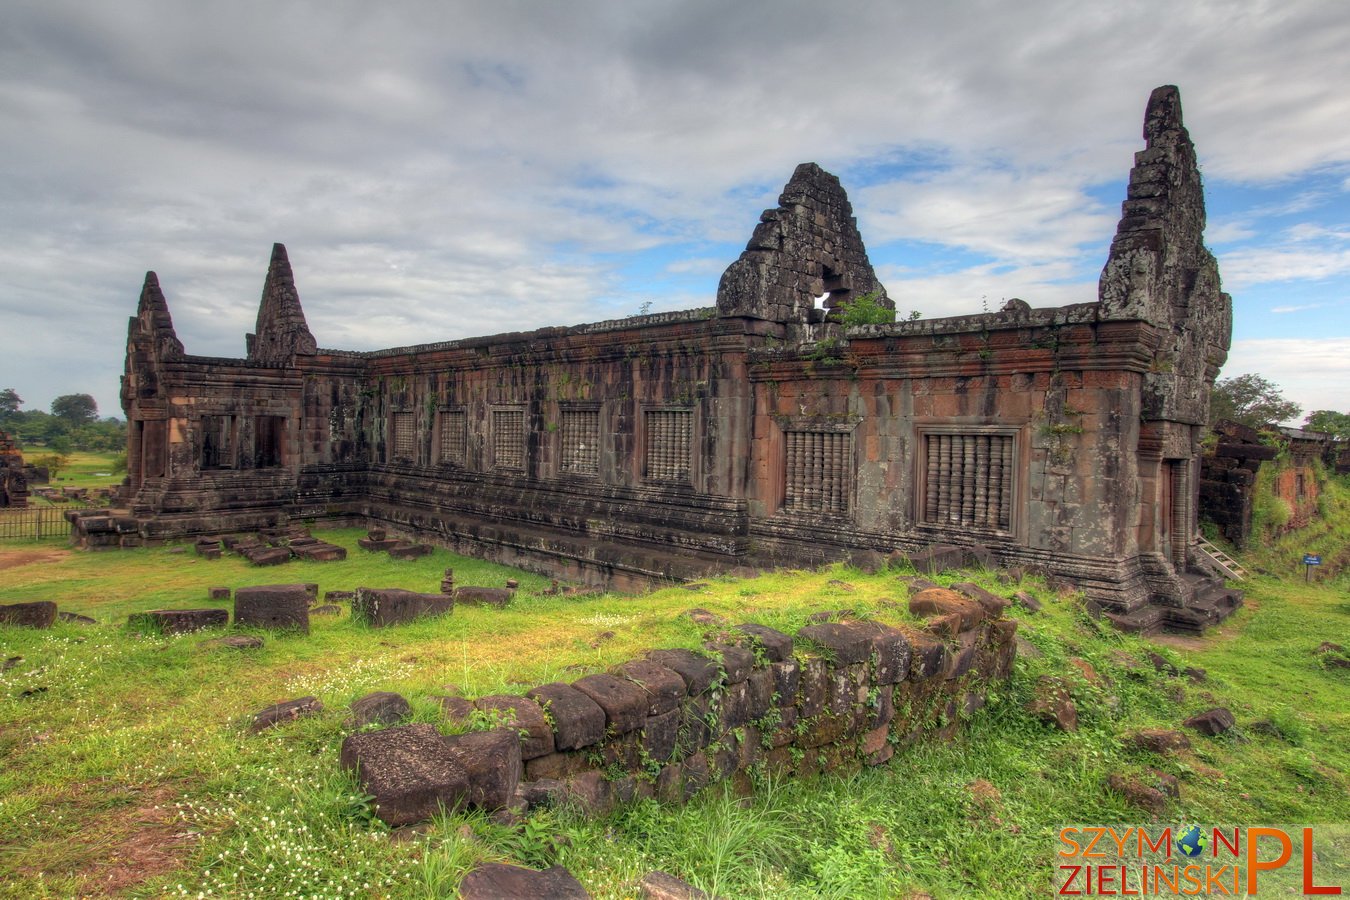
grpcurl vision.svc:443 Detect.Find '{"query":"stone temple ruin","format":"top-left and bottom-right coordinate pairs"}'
top-left (0, 430), bottom-right (29, 508)
top-left (113, 86), bottom-right (1239, 634)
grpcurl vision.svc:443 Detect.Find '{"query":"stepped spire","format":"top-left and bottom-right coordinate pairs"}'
top-left (1098, 85), bottom-right (1231, 425)
top-left (248, 243), bottom-right (317, 366)
top-left (135, 271), bottom-right (185, 360)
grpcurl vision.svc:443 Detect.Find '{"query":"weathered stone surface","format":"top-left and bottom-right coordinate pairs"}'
top-left (908, 544), bottom-right (969, 575)
top-left (646, 648), bottom-right (721, 696)
top-left (796, 622), bottom-right (873, 665)
top-left (350, 691), bottom-right (411, 728)
top-left (613, 659), bottom-right (687, 715)
top-left (459, 863), bottom-right (589, 899)
top-left (234, 584), bottom-right (310, 633)
top-left (949, 582), bottom-right (1011, 618)
top-left (352, 588), bottom-right (453, 627)
top-left (1106, 772), bottom-right (1175, 814)
top-left (639, 870), bottom-right (709, 900)
top-left (1012, 591), bottom-right (1042, 613)
top-left (703, 643), bottom-right (754, 684)
top-left (309, 604), bottom-right (342, 616)
top-left (572, 674), bottom-right (649, 735)
top-left (1128, 728), bottom-right (1192, 754)
top-left (643, 707), bottom-right (680, 763)
top-left (733, 623), bottom-right (794, 663)
top-left (252, 696), bottom-right (322, 732)
top-left (526, 682), bottom-right (607, 750)
top-left (387, 542), bottom-right (432, 560)
top-left (1028, 676), bottom-right (1077, 732)
top-left (207, 587), bottom-right (231, 601)
top-left (909, 589), bottom-right (984, 631)
top-left (0, 602), bottom-right (57, 629)
top-left (1183, 707), bottom-right (1235, 736)
top-left (453, 586), bottom-right (513, 608)
top-left (475, 694), bottom-right (555, 759)
top-left (340, 724), bottom-right (521, 826)
top-left (58, 611), bottom-right (97, 625)
top-left (850, 621), bottom-right (912, 684)
top-left (129, 608), bottom-right (228, 634)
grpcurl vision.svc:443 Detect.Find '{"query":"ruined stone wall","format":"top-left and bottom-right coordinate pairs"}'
top-left (341, 604), bottom-right (1017, 828)
top-left (0, 429), bottom-right (28, 508)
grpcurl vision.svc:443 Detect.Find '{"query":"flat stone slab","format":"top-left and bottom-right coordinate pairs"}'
top-left (0, 602), bottom-right (58, 629)
top-left (340, 724), bottom-right (522, 826)
top-left (252, 696), bottom-right (323, 732)
top-left (357, 537), bottom-right (402, 551)
top-left (350, 691), bottom-right (411, 728)
top-left (949, 582), bottom-right (1011, 617)
top-left (58, 612), bottom-right (97, 625)
top-left (128, 608), bottom-right (229, 634)
top-left (908, 544), bottom-right (970, 574)
top-left (526, 682), bottom-right (606, 750)
top-left (453, 586), bottom-right (513, 608)
top-left (234, 584), bottom-right (310, 633)
top-left (458, 863), bottom-right (589, 899)
top-left (353, 588), bottom-right (453, 627)
top-left (245, 547), bottom-right (292, 567)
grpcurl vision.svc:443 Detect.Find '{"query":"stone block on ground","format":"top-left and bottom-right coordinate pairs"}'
top-left (1128, 728), bottom-right (1191, 754)
top-left (0, 601), bottom-right (58, 629)
top-left (458, 863), bottom-right (589, 899)
top-left (234, 584), bottom-right (311, 633)
top-left (1028, 676), bottom-right (1077, 732)
top-left (352, 588), bottom-right (453, 627)
top-left (245, 547), bottom-right (292, 567)
top-left (453, 586), bottom-right (513, 608)
top-left (252, 696), bottom-right (322, 732)
top-left (908, 544), bottom-right (969, 574)
top-left (128, 608), bottom-right (229, 634)
top-left (350, 691), bottom-right (412, 728)
top-left (58, 612), bottom-right (97, 625)
top-left (949, 582), bottom-right (1011, 617)
top-left (1183, 707), bottom-right (1235, 736)
top-left (340, 724), bottom-right (521, 826)
top-left (207, 587), bottom-right (231, 601)
top-left (703, 642), bottom-right (754, 683)
top-left (639, 870), bottom-right (709, 899)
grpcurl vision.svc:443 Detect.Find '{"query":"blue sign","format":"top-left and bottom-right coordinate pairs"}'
top-left (1303, 554), bottom-right (1322, 566)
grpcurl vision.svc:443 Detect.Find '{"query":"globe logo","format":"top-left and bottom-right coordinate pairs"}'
top-left (1177, 825), bottom-right (1208, 858)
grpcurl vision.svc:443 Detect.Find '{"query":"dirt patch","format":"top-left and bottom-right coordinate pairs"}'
top-left (14, 783), bottom-right (198, 897)
top-left (0, 547), bottom-right (71, 571)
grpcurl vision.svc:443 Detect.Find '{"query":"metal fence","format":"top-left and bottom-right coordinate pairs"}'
top-left (0, 506), bottom-right (72, 540)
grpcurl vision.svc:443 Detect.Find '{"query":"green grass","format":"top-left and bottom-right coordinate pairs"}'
top-left (1, 507), bottom-right (1347, 897)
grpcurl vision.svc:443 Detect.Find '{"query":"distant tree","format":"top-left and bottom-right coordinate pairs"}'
top-left (1304, 409), bottom-right (1350, 440)
top-left (1209, 374), bottom-right (1301, 428)
top-left (30, 452), bottom-right (70, 479)
top-left (0, 388), bottom-right (20, 420)
top-left (51, 393), bottom-right (98, 425)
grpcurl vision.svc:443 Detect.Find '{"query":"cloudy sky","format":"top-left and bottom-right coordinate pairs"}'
top-left (2, 0), bottom-right (1347, 423)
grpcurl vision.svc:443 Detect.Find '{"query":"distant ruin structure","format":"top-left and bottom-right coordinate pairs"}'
top-left (0, 430), bottom-right (28, 508)
top-left (116, 86), bottom-right (1238, 634)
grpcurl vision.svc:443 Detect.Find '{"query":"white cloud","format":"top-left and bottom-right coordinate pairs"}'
top-left (1223, 338), bottom-right (1350, 418)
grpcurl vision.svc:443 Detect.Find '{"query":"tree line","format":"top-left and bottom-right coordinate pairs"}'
top-left (1208, 374), bottom-right (1349, 439)
top-left (0, 388), bottom-right (126, 454)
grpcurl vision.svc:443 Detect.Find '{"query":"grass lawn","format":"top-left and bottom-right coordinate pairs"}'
top-left (1, 499), bottom-right (1347, 896)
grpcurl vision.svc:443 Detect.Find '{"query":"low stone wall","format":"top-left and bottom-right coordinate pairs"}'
top-left (340, 591), bottom-right (1018, 827)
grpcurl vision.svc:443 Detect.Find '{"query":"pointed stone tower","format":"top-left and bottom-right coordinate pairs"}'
top-left (121, 271), bottom-right (185, 414)
top-left (1098, 85), bottom-right (1232, 425)
top-left (717, 163), bottom-right (890, 323)
top-left (248, 243), bottom-right (317, 367)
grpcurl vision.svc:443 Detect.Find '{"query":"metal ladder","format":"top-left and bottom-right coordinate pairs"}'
top-left (1196, 537), bottom-right (1247, 581)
